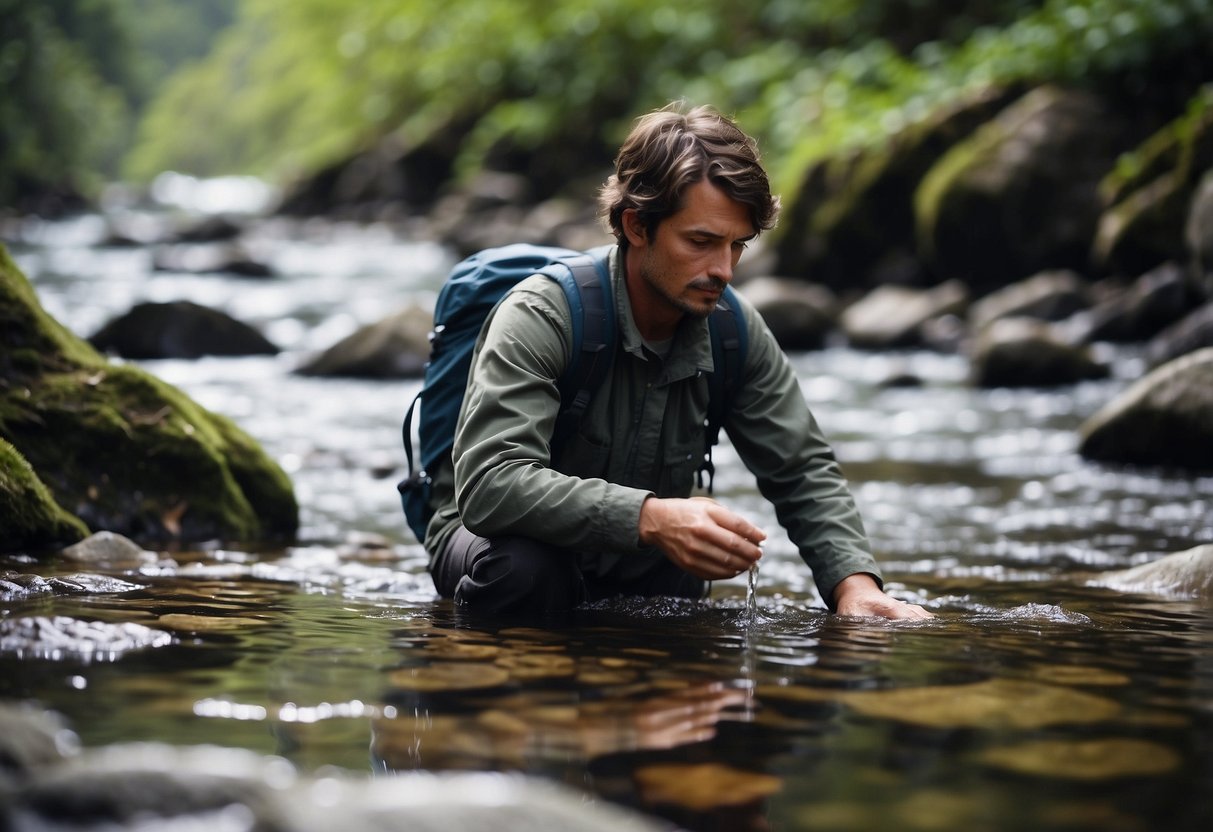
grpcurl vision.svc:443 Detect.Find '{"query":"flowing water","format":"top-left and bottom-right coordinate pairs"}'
top-left (2, 181), bottom-right (1211, 831)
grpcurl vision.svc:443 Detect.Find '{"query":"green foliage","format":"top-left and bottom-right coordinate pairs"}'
top-left (0, 0), bottom-right (133, 206)
top-left (107, 0), bottom-right (1213, 202)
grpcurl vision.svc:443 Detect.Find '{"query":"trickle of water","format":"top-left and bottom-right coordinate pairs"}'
top-left (746, 562), bottom-right (759, 615)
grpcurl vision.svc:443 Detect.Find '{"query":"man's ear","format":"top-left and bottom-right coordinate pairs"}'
top-left (621, 208), bottom-right (647, 248)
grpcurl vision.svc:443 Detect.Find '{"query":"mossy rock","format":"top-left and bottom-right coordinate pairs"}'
top-left (915, 86), bottom-right (1129, 293)
top-left (774, 85), bottom-right (1016, 290)
top-left (1093, 88), bottom-right (1213, 276)
top-left (0, 245), bottom-right (298, 547)
top-left (0, 436), bottom-right (88, 551)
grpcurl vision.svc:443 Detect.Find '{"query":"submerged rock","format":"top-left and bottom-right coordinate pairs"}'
top-left (1078, 347), bottom-right (1213, 471)
top-left (0, 244), bottom-right (298, 547)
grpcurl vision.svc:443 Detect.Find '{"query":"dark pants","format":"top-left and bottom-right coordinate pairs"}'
top-left (431, 525), bottom-right (706, 616)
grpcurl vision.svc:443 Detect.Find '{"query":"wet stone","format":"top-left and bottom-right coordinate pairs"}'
top-left (0, 616), bottom-right (173, 660)
top-left (60, 532), bottom-right (157, 567)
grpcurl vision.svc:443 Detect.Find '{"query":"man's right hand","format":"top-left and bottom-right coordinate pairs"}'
top-left (638, 496), bottom-right (765, 580)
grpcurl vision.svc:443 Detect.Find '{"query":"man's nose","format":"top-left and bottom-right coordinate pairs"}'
top-left (707, 245), bottom-right (734, 284)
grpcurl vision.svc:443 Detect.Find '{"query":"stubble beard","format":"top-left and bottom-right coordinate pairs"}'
top-left (638, 252), bottom-right (725, 321)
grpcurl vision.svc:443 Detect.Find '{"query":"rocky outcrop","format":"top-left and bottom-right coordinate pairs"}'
top-left (1093, 90), bottom-right (1213, 276)
top-left (773, 85), bottom-right (1016, 290)
top-left (916, 86), bottom-right (1129, 293)
top-left (0, 246), bottom-right (298, 550)
top-left (1077, 347), bottom-right (1213, 472)
top-left (89, 301), bottom-right (280, 360)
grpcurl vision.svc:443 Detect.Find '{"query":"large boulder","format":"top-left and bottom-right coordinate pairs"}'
top-left (296, 305), bottom-right (433, 379)
top-left (89, 301), bottom-right (280, 360)
top-left (1093, 89), bottom-right (1213, 276)
top-left (915, 86), bottom-right (1130, 294)
top-left (1078, 347), bottom-right (1213, 472)
top-left (773, 85), bottom-right (1016, 291)
top-left (0, 245), bottom-right (298, 548)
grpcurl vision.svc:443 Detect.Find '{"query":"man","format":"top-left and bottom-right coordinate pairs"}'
top-left (425, 103), bottom-right (931, 621)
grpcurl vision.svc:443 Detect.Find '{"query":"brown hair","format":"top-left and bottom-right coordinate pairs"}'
top-left (598, 102), bottom-right (780, 246)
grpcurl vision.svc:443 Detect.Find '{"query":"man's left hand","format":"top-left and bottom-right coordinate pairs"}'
top-left (832, 573), bottom-right (933, 620)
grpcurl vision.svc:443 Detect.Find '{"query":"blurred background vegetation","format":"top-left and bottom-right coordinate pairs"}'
top-left (3, 0), bottom-right (1211, 215)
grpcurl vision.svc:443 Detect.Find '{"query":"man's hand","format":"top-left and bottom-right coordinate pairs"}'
top-left (639, 496), bottom-right (765, 580)
top-left (832, 573), bottom-right (933, 620)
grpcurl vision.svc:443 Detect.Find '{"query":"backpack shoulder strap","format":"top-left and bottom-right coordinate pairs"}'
top-left (543, 246), bottom-right (614, 448)
top-left (700, 285), bottom-right (748, 491)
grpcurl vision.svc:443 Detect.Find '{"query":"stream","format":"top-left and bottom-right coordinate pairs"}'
top-left (2, 177), bottom-right (1211, 831)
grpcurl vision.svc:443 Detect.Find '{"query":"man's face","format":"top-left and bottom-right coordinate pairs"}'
top-left (626, 179), bottom-right (756, 322)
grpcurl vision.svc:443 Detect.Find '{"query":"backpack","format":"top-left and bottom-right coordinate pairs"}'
top-left (397, 242), bottom-right (748, 544)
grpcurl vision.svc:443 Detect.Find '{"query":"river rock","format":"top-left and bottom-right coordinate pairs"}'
top-left (737, 276), bottom-right (838, 350)
top-left (1077, 347), bottom-right (1213, 471)
top-left (89, 300), bottom-right (280, 359)
top-left (0, 245), bottom-right (298, 544)
top-left (915, 85), bottom-right (1129, 294)
top-left (0, 437), bottom-right (87, 552)
top-left (970, 317), bottom-right (1108, 388)
top-left (1145, 301), bottom-right (1213, 366)
top-left (968, 269), bottom-right (1092, 331)
top-left (0, 703), bottom-right (77, 788)
top-left (1067, 261), bottom-right (1206, 344)
top-left (1087, 545), bottom-right (1213, 599)
top-left (0, 735), bottom-right (666, 832)
top-left (0, 616), bottom-right (174, 660)
top-left (296, 305), bottom-right (432, 379)
top-left (60, 531), bottom-right (155, 566)
top-left (840, 280), bottom-right (969, 349)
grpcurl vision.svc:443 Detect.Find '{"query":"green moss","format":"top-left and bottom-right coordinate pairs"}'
top-left (0, 436), bottom-right (88, 552)
top-left (0, 245), bottom-right (298, 544)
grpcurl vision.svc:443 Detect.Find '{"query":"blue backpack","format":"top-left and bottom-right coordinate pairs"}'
top-left (397, 242), bottom-right (747, 544)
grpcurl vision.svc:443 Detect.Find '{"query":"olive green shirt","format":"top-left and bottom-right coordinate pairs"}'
top-left (424, 246), bottom-right (881, 606)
